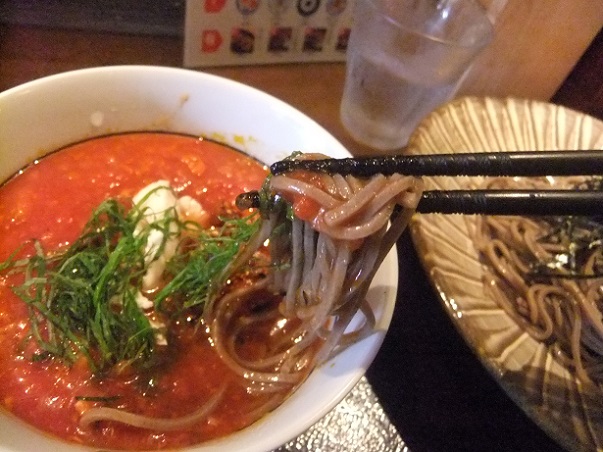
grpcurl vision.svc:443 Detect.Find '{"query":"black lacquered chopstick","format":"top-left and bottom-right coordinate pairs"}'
top-left (271, 150), bottom-right (603, 177)
top-left (248, 150), bottom-right (603, 216)
top-left (237, 189), bottom-right (603, 216)
top-left (417, 190), bottom-right (603, 215)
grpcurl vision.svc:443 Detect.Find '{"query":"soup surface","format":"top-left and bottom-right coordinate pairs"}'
top-left (0, 133), bottom-right (294, 450)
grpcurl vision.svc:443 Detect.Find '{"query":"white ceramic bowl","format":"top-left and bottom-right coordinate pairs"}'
top-left (0, 66), bottom-right (398, 452)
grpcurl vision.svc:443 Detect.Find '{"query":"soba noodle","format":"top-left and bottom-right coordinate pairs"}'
top-left (206, 155), bottom-right (423, 383)
top-left (473, 176), bottom-right (603, 386)
top-left (80, 153), bottom-right (424, 429)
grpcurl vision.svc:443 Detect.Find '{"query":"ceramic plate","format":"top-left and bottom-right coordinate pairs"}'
top-left (0, 66), bottom-right (397, 452)
top-left (408, 96), bottom-right (603, 451)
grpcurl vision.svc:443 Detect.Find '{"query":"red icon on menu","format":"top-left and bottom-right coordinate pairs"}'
top-left (201, 30), bottom-right (223, 52)
top-left (204, 0), bottom-right (226, 13)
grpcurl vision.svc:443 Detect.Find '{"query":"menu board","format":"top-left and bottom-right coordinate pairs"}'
top-left (183, 0), bottom-right (352, 67)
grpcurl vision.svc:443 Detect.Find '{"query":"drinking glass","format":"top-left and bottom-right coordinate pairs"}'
top-left (340, 0), bottom-right (494, 151)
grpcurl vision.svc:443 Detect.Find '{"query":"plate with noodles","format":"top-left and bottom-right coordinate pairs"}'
top-left (407, 96), bottom-right (603, 452)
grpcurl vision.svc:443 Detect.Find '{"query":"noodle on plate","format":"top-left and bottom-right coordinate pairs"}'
top-left (473, 176), bottom-right (603, 387)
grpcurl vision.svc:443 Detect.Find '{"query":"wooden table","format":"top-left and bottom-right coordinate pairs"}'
top-left (0, 25), bottom-right (372, 156)
top-left (2, 23), bottom-right (598, 452)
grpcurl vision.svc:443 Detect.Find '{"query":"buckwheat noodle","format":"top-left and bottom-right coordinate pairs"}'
top-left (204, 153), bottom-right (423, 389)
top-left (473, 177), bottom-right (603, 386)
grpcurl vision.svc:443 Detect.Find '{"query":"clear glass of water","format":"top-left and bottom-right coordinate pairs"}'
top-left (340, 0), bottom-right (494, 152)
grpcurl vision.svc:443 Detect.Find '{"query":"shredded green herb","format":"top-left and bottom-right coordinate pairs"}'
top-left (529, 178), bottom-right (603, 280)
top-left (529, 216), bottom-right (603, 280)
top-left (156, 214), bottom-right (260, 311)
top-left (0, 187), bottom-right (259, 374)
top-left (75, 395), bottom-right (121, 403)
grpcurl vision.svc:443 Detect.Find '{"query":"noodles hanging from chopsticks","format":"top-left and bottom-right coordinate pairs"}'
top-left (205, 153), bottom-right (423, 390)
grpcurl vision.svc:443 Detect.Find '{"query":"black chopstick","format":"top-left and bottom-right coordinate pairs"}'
top-left (236, 189), bottom-right (603, 216)
top-left (418, 190), bottom-right (603, 215)
top-left (270, 150), bottom-right (603, 177)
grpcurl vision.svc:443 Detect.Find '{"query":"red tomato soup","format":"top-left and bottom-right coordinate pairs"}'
top-left (0, 133), bottom-right (299, 450)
